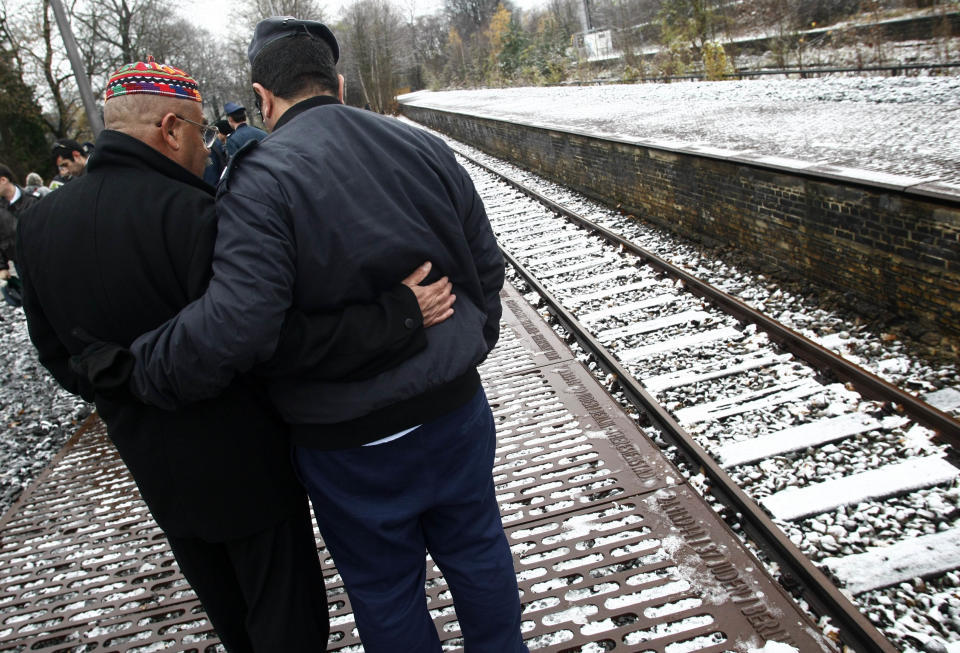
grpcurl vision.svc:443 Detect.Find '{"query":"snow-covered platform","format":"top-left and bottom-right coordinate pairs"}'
top-left (0, 284), bottom-right (834, 652)
top-left (400, 84), bottom-right (960, 341)
top-left (399, 77), bottom-right (960, 190)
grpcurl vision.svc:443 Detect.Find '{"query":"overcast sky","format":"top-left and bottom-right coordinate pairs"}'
top-left (176, 0), bottom-right (548, 39)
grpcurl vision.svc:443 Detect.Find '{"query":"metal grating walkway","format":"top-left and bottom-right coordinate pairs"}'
top-left (0, 283), bottom-right (834, 652)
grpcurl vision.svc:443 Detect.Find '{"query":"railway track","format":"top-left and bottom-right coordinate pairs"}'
top-left (1, 288), bottom-right (840, 653)
top-left (2, 124), bottom-right (957, 653)
top-left (441, 138), bottom-right (960, 652)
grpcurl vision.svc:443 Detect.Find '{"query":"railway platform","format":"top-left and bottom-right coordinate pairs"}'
top-left (0, 283), bottom-right (833, 652)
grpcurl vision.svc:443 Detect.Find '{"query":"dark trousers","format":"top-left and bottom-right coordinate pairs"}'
top-left (294, 387), bottom-right (528, 653)
top-left (166, 497), bottom-right (329, 653)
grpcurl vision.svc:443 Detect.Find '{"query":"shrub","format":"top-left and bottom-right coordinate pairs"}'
top-left (703, 41), bottom-right (732, 80)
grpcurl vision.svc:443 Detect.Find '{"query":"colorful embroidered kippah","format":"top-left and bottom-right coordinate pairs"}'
top-left (104, 55), bottom-right (202, 103)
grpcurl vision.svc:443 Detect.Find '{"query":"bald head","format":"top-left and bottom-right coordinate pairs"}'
top-left (104, 94), bottom-right (186, 136)
top-left (104, 94), bottom-right (211, 178)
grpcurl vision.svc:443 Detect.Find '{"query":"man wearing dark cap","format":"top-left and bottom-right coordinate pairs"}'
top-left (102, 16), bottom-right (527, 653)
top-left (224, 101), bottom-right (266, 157)
top-left (18, 56), bottom-right (453, 652)
top-left (51, 138), bottom-right (88, 181)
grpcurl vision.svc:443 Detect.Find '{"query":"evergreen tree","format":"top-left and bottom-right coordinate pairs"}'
top-left (0, 46), bottom-right (49, 182)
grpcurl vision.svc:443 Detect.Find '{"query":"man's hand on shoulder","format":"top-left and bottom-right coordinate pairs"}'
top-left (402, 261), bottom-right (455, 328)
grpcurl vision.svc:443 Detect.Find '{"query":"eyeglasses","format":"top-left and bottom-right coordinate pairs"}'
top-left (157, 114), bottom-right (219, 148)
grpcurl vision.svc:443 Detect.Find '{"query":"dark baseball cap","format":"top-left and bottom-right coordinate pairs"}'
top-left (224, 101), bottom-right (244, 115)
top-left (247, 17), bottom-right (339, 66)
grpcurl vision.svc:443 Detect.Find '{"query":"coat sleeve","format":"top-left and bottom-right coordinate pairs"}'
top-left (0, 207), bottom-right (17, 270)
top-left (128, 188), bottom-right (297, 409)
top-left (457, 164), bottom-right (504, 353)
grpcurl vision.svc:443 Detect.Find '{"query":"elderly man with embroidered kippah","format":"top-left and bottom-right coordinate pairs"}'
top-left (16, 56), bottom-right (455, 652)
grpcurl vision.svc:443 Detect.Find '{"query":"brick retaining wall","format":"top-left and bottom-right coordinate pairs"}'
top-left (400, 104), bottom-right (960, 338)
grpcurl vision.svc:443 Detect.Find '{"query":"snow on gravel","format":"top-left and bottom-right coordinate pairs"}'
top-left (401, 76), bottom-right (960, 184)
top-left (0, 300), bottom-right (92, 519)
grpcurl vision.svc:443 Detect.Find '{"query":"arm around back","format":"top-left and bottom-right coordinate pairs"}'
top-left (128, 189), bottom-right (296, 409)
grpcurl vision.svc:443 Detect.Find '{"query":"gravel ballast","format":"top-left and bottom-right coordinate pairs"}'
top-left (0, 300), bottom-right (91, 519)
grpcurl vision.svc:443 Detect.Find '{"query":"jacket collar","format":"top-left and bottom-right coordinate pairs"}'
top-left (88, 130), bottom-right (214, 195)
top-left (274, 95), bottom-right (341, 131)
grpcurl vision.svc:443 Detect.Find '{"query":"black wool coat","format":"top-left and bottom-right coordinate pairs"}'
top-left (16, 130), bottom-right (424, 540)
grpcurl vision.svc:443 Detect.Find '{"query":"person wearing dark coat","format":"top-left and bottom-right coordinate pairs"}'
top-left (202, 119), bottom-right (232, 186)
top-left (203, 136), bottom-right (228, 186)
top-left (0, 163), bottom-right (41, 277)
top-left (224, 102), bottom-right (266, 157)
top-left (76, 20), bottom-right (526, 653)
top-left (16, 58), bottom-right (451, 652)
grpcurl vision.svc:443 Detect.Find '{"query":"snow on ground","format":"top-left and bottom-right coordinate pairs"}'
top-left (400, 75), bottom-right (960, 185)
top-left (0, 300), bottom-right (91, 518)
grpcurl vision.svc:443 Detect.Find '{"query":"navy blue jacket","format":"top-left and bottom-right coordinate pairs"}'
top-left (202, 138), bottom-right (228, 186)
top-left (225, 123), bottom-right (266, 158)
top-left (129, 97), bottom-right (504, 449)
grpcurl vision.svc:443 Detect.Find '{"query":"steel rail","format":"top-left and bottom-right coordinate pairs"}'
top-left (501, 246), bottom-right (897, 653)
top-left (461, 152), bottom-right (960, 447)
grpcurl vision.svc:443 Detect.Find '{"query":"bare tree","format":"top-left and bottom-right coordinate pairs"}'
top-left (409, 13), bottom-right (449, 88)
top-left (752, 0), bottom-right (799, 67)
top-left (72, 0), bottom-right (164, 66)
top-left (443, 25), bottom-right (469, 85)
top-left (444, 0), bottom-right (500, 41)
top-left (238, 0), bottom-right (326, 32)
top-left (546, 0), bottom-right (582, 36)
top-left (9, 0), bottom-right (262, 142)
top-left (339, 0), bottom-right (407, 112)
top-left (18, 0), bottom-right (83, 137)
